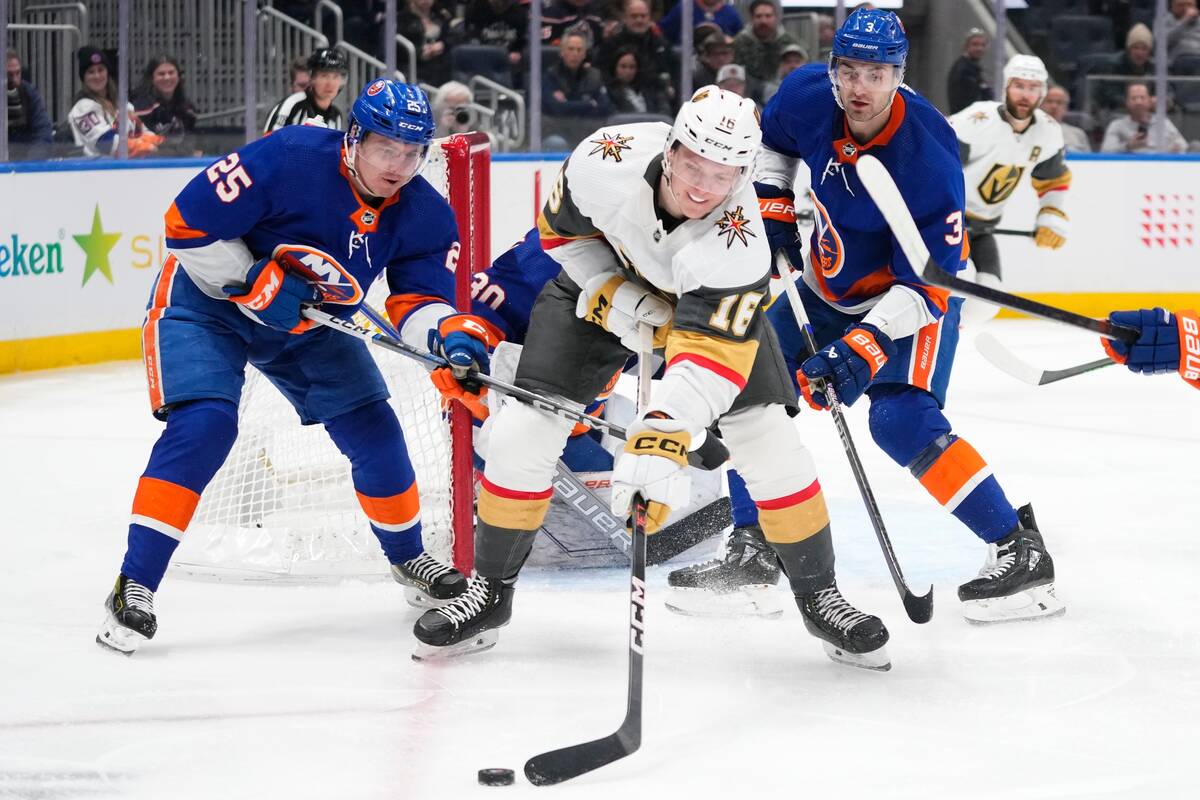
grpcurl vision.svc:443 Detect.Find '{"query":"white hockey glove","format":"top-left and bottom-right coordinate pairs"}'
top-left (575, 271), bottom-right (673, 350)
top-left (610, 415), bottom-right (692, 534)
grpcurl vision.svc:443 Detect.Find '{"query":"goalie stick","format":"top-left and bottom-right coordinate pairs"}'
top-left (853, 154), bottom-right (1139, 344)
top-left (777, 253), bottom-right (933, 625)
top-left (975, 332), bottom-right (1115, 386)
top-left (524, 323), bottom-right (654, 786)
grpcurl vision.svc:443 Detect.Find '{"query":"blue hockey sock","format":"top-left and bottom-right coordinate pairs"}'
top-left (121, 399), bottom-right (239, 591)
top-left (325, 400), bottom-right (424, 564)
top-left (726, 469), bottom-right (760, 529)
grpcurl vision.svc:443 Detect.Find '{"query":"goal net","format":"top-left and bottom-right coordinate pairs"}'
top-left (170, 133), bottom-right (489, 582)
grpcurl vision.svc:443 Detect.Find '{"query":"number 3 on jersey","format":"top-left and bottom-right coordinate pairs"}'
top-left (206, 154), bottom-right (253, 203)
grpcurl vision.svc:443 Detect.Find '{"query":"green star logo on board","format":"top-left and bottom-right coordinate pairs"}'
top-left (73, 205), bottom-right (122, 286)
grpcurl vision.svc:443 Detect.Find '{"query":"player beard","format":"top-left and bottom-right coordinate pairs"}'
top-left (1005, 98), bottom-right (1035, 120)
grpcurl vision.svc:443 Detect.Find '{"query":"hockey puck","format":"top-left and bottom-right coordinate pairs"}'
top-left (477, 768), bottom-right (515, 786)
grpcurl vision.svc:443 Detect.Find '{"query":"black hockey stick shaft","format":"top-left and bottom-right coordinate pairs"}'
top-left (992, 228), bottom-right (1035, 238)
top-left (1036, 357), bottom-right (1117, 384)
top-left (525, 324), bottom-right (653, 786)
top-left (778, 257), bottom-right (933, 624)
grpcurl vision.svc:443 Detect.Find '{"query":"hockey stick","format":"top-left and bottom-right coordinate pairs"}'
top-left (975, 331), bottom-right (1116, 386)
top-left (524, 323), bottom-right (653, 786)
top-left (777, 254), bottom-right (933, 624)
top-left (853, 155), bottom-right (1138, 344)
top-left (992, 228), bottom-right (1035, 238)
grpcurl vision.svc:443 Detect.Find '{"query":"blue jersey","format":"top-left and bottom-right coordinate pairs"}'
top-left (468, 227), bottom-right (561, 344)
top-left (760, 63), bottom-right (967, 319)
top-left (164, 125), bottom-right (459, 332)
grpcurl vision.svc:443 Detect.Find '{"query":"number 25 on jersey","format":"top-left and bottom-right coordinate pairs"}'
top-left (206, 154), bottom-right (254, 203)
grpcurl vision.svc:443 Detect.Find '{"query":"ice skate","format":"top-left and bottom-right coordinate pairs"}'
top-left (797, 583), bottom-right (891, 671)
top-left (958, 503), bottom-right (1065, 624)
top-left (391, 552), bottom-right (468, 608)
top-left (960, 501), bottom-right (1065, 623)
top-left (96, 574), bottom-right (157, 655)
top-left (412, 576), bottom-right (513, 661)
top-left (665, 525), bottom-right (784, 619)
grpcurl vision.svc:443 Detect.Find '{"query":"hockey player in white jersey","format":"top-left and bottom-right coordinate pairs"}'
top-left (949, 54), bottom-right (1072, 324)
top-left (413, 87), bottom-right (893, 670)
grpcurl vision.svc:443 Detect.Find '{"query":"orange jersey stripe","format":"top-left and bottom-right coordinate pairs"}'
top-left (918, 438), bottom-right (988, 507)
top-left (908, 320), bottom-right (940, 391)
top-left (356, 484), bottom-right (420, 527)
top-left (385, 292), bottom-right (449, 329)
top-left (164, 202), bottom-right (208, 241)
top-left (142, 256), bottom-right (179, 413)
top-left (132, 475), bottom-right (201, 533)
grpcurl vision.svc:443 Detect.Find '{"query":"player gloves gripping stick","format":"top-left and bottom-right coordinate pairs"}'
top-left (1103, 308), bottom-right (1200, 389)
top-left (413, 86), bottom-right (890, 670)
top-left (798, 323), bottom-right (897, 409)
top-left (428, 312), bottom-right (500, 420)
top-left (97, 80), bottom-right (470, 655)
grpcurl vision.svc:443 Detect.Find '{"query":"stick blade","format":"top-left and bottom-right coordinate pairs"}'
top-left (902, 585), bottom-right (934, 624)
top-left (524, 733), bottom-right (634, 786)
top-left (975, 332), bottom-right (1045, 386)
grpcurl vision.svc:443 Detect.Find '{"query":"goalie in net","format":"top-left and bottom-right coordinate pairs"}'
top-left (96, 79), bottom-right (497, 655)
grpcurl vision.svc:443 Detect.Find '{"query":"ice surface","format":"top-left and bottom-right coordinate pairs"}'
top-left (1, 321), bottom-right (1197, 799)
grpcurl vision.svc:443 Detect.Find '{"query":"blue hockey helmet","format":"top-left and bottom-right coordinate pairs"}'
top-left (347, 79), bottom-right (436, 148)
top-left (831, 8), bottom-right (908, 66)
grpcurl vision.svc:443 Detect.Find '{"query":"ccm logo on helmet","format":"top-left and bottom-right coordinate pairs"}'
top-left (703, 136), bottom-right (734, 150)
top-left (367, 80), bottom-right (385, 96)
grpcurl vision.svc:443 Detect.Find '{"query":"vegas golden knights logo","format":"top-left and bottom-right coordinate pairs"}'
top-left (977, 164), bottom-right (1025, 205)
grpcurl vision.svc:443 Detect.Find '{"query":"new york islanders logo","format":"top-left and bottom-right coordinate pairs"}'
top-left (588, 132), bottom-right (634, 162)
top-left (273, 244), bottom-right (364, 305)
top-left (810, 191), bottom-right (845, 278)
top-left (715, 206), bottom-right (757, 248)
top-left (367, 80), bottom-right (386, 96)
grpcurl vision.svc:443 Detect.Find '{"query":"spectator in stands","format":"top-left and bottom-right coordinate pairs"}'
top-left (760, 41), bottom-right (806, 103)
top-left (132, 55), bottom-right (197, 149)
top-left (606, 46), bottom-right (670, 115)
top-left (1167, 0), bottom-right (1200, 63)
top-left (464, 0), bottom-right (529, 75)
top-left (289, 56), bottom-right (310, 94)
top-left (733, 0), bottom-right (802, 84)
top-left (69, 46), bottom-right (161, 157)
top-left (1101, 81), bottom-right (1187, 153)
top-left (946, 28), bottom-right (991, 114)
top-left (693, 33), bottom-right (735, 88)
top-left (433, 80), bottom-right (477, 137)
top-left (599, 0), bottom-right (674, 104)
top-left (263, 47), bottom-right (347, 133)
top-left (716, 62), bottom-right (748, 98)
top-left (543, 28), bottom-right (612, 117)
top-left (6, 50), bottom-right (52, 147)
top-left (816, 14), bottom-right (835, 61)
top-left (542, 0), bottom-right (609, 47)
top-left (1042, 85), bottom-right (1092, 152)
top-left (399, 0), bottom-right (460, 87)
top-left (659, 0), bottom-right (744, 46)
top-left (1095, 23), bottom-right (1156, 112)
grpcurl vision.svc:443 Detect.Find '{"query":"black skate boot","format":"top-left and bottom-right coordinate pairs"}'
top-left (958, 503), bottom-right (1065, 624)
top-left (96, 574), bottom-right (157, 655)
top-left (665, 525), bottom-right (784, 619)
top-left (391, 552), bottom-right (468, 608)
top-left (797, 582), bottom-right (891, 671)
top-left (412, 576), bottom-right (514, 660)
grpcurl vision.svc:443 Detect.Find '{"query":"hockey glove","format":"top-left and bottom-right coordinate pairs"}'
top-left (755, 182), bottom-right (804, 274)
top-left (575, 271), bottom-right (673, 351)
top-left (428, 312), bottom-right (497, 392)
top-left (1034, 208), bottom-right (1068, 250)
top-left (798, 323), bottom-right (897, 409)
top-left (610, 415), bottom-right (692, 534)
top-left (222, 256), bottom-right (321, 333)
top-left (1103, 308), bottom-right (1200, 389)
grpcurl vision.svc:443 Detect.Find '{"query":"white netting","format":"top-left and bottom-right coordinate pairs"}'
top-left (170, 142), bottom-right (464, 582)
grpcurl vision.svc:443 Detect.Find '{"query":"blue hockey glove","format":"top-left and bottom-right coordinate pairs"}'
top-left (755, 182), bottom-right (804, 274)
top-left (223, 256), bottom-right (321, 333)
top-left (428, 313), bottom-right (498, 394)
top-left (798, 323), bottom-right (897, 408)
top-left (1103, 308), bottom-right (1200, 389)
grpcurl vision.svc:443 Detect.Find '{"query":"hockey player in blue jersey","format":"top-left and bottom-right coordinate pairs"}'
top-left (668, 9), bottom-right (1065, 625)
top-left (97, 80), bottom-right (498, 654)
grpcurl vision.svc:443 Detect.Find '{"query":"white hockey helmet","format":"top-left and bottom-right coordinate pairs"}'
top-left (665, 85), bottom-right (762, 170)
top-left (1003, 54), bottom-right (1049, 100)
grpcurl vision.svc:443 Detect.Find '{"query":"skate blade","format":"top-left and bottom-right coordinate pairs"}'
top-left (403, 587), bottom-right (459, 609)
top-left (821, 641), bottom-right (892, 672)
top-left (95, 613), bottom-right (146, 655)
top-left (664, 586), bottom-right (784, 619)
top-left (411, 629), bottom-right (500, 662)
top-left (962, 583), bottom-right (1066, 625)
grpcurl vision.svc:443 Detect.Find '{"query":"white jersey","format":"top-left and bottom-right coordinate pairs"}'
top-left (949, 101), bottom-right (1071, 227)
top-left (69, 97), bottom-right (137, 156)
top-left (538, 122), bottom-right (771, 427)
